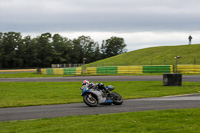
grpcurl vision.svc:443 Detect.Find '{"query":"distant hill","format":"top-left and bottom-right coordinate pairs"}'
top-left (86, 44), bottom-right (200, 67)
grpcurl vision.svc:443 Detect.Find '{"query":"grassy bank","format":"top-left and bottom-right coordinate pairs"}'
top-left (0, 81), bottom-right (199, 108)
top-left (86, 44), bottom-right (200, 67)
top-left (1, 108), bottom-right (200, 133)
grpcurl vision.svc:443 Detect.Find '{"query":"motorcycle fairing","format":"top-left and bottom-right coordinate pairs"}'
top-left (81, 86), bottom-right (89, 96)
top-left (89, 89), bottom-right (107, 104)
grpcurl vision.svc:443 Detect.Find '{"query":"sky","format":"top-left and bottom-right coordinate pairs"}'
top-left (0, 0), bottom-right (200, 51)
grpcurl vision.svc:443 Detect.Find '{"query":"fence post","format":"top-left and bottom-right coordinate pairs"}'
top-left (36, 68), bottom-right (41, 74)
top-left (173, 65), bottom-right (176, 73)
top-left (164, 60), bottom-right (166, 65)
top-left (194, 59), bottom-right (196, 64)
top-left (82, 66), bottom-right (86, 74)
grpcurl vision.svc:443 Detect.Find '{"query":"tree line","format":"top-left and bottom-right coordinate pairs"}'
top-left (0, 32), bottom-right (127, 69)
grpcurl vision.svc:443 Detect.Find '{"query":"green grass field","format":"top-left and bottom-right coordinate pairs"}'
top-left (0, 72), bottom-right (176, 78)
top-left (1, 44), bottom-right (200, 132)
top-left (0, 81), bottom-right (199, 108)
top-left (0, 75), bottom-right (199, 132)
top-left (86, 44), bottom-right (200, 67)
top-left (1, 108), bottom-right (200, 133)
top-left (0, 72), bottom-right (164, 78)
top-left (0, 72), bottom-right (66, 78)
top-left (0, 72), bottom-right (199, 78)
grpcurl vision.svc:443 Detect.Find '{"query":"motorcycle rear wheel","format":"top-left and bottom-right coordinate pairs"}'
top-left (83, 94), bottom-right (98, 107)
top-left (111, 92), bottom-right (123, 105)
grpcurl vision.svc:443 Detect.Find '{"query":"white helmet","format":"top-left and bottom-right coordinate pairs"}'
top-left (82, 80), bottom-right (89, 85)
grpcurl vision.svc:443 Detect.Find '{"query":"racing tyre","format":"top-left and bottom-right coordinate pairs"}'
top-left (111, 92), bottom-right (123, 105)
top-left (83, 94), bottom-right (98, 107)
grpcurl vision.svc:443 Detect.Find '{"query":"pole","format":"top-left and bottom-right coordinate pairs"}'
top-left (176, 58), bottom-right (178, 73)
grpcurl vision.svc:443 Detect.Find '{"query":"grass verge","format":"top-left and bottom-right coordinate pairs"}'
top-left (0, 72), bottom-right (199, 78)
top-left (0, 72), bottom-right (163, 78)
top-left (0, 72), bottom-right (65, 78)
top-left (0, 108), bottom-right (200, 133)
top-left (0, 81), bottom-right (199, 108)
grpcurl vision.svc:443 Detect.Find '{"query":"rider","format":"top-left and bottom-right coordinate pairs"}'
top-left (82, 80), bottom-right (90, 86)
top-left (82, 80), bottom-right (107, 92)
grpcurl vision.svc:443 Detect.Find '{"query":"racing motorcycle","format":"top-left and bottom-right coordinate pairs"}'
top-left (80, 83), bottom-right (123, 107)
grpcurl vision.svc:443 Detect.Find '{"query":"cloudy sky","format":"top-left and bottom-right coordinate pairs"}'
top-left (1, 0), bottom-right (200, 51)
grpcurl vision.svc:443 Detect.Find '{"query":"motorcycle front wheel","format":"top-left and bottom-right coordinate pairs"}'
top-left (83, 94), bottom-right (98, 107)
top-left (111, 92), bottom-right (123, 105)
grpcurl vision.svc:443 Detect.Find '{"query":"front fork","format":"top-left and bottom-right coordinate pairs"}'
top-left (105, 90), bottom-right (112, 99)
top-left (106, 90), bottom-right (111, 94)
top-left (88, 93), bottom-right (92, 98)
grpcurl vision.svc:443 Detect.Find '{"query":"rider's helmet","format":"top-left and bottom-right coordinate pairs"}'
top-left (82, 80), bottom-right (89, 85)
top-left (99, 83), bottom-right (104, 87)
top-left (98, 83), bottom-right (105, 89)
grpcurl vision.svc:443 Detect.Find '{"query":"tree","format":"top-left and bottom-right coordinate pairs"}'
top-left (0, 32), bottom-right (128, 68)
top-left (78, 36), bottom-right (98, 63)
top-left (69, 38), bottom-right (81, 64)
top-left (21, 36), bottom-right (41, 67)
top-left (14, 36), bottom-right (25, 68)
top-left (0, 32), bottom-right (3, 68)
top-left (1, 32), bottom-right (22, 68)
top-left (37, 33), bottom-right (53, 67)
top-left (52, 34), bottom-right (71, 64)
top-left (101, 36), bottom-right (127, 58)
top-left (93, 44), bottom-right (102, 62)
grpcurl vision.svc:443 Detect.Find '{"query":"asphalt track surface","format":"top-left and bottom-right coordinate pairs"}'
top-left (0, 75), bottom-right (199, 121)
top-left (1, 94), bottom-right (200, 121)
top-left (0, 75), bottom-right (199, 82)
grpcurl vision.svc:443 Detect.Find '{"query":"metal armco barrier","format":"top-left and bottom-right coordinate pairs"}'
top-left (177, 65), bottom-right (200, 73)
top-left (41, 65), bottom-right (174, 75)
top-left (143, 65), bottom-right (173, 73)
top-left (87, 65), bottom-right (173, 74)
top-left (86, 67), bottom-right (97, 74)
top-left (117, 66), bottom-right (143, 74)
top-left (97, 66), bottom-right (118, 74)
top-left (40, 65), bottom-right (200, 75)
top-left (53, 68), bottom-right (64, 75)
top-left (0, 69), bottom-right (36, 72)
top-left (41, 67), bottom-right (82, 75)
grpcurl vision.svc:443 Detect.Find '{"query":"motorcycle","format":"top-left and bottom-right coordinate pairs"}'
top-left (80, 83), bottom-right (123, 107)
